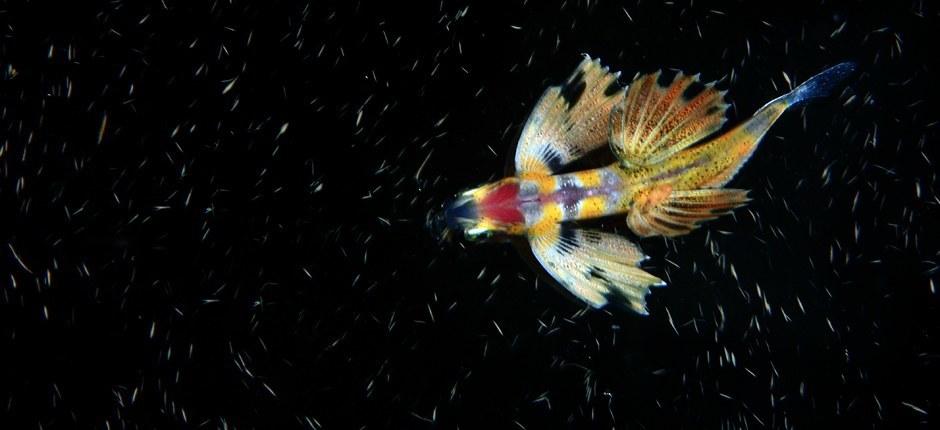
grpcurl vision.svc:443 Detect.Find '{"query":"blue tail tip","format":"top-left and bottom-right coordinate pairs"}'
top-left (791, 61), bottom-right (858, 104)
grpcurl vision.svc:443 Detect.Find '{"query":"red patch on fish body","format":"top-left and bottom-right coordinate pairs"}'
top-left (479, 182), bottom-right (524, 224)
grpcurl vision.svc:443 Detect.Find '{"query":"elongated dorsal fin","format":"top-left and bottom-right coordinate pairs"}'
top-left (528, 226), bottom-right (664, 314)
top-left (610, 71), bottom-right (728, 167)
top-left (514, 55), bottom-right (625, 175)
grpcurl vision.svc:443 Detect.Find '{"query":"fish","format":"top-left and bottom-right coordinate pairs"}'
top-left (437, 55), bottom-right (856, 314)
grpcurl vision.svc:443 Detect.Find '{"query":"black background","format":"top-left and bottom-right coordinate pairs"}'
top-left (2, 0), bottom-right (938, 428)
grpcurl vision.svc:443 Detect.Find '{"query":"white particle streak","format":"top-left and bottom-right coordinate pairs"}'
top-left (223, 78), bottom-right (237, 94)
top-left (8, 244), bottom-right (34, 274)
top-left (98, 113), bottom-right (108, 144)
top-left (415, 149), bottom-right (434, 181)
top-left (901, 401), bottom-right (927, 415)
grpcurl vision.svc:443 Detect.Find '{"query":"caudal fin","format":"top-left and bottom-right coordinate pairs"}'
top-left (783, 62), bottom-right (857, 107)
top-left (696, 62), bottom-right (857, 188)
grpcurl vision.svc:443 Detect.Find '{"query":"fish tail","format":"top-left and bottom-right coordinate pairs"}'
top-left (692, 62), bottom-right (857, 188)
top-left (782, 62), bottom-right (857, 108)
top-left (751, 62), bottom-right (857, 128)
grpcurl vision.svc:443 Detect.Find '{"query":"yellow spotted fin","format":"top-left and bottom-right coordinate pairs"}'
top-left (514, 55), bottom-right (625, 175)
top-left (528, 226), bottom-right (664, 314)
top-left (609, 70), bottom-right (729, 168)
top-left (627, 188), bottom-right (751, 238)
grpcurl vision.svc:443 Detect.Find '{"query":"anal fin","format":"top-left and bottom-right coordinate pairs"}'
top-left (628, 188), bottom-right (750, 237)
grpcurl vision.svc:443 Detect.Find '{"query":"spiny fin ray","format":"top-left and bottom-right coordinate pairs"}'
top-left (514, 55), bottom-right (625, 175)
top-left (610, 70), bottom-right (728, 167)
top-left (628, 188), bottom-right (750, 237)
top-left (529, 227), bottom-right (664, 314)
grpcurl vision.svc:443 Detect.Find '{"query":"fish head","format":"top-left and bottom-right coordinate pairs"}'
top-left (435, 178), bottom-right (525, 242)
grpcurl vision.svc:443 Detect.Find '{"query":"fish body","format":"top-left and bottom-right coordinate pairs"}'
top-left (451, 166), bottom-right (627, 235)
top-left (442, 56), bottom-right (854, 313)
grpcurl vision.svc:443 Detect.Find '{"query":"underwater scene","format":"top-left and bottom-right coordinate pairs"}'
top-left (2, 0), bottom-right (938, 428)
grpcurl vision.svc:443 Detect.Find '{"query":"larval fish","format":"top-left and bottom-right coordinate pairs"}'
top-left (439, 56), bottom-right (855, 314)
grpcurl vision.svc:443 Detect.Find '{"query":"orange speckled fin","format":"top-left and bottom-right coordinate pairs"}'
top-left (610, 70), bottom-right (728, 167)
top-left (528, 226), bottom-right (664, 314)
top-left (628, 188), bottom-right (750, 237)
top-left (514, 55), bottom-right (625, 175)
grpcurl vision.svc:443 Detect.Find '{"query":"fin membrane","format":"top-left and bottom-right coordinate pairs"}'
top-left (528, 226), bottom-right (664, 314)
top-left (514, 55), bottom-right (625, 175)
top-left (610, 71), bottom-right (729, 167)
top-left (628, 188), bottom-right (750, 237)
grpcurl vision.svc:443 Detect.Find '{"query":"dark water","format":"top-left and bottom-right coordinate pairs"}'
top-left (2, 0), bottom-right (938, 428)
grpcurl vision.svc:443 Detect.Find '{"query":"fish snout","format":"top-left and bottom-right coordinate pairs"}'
top-left (426, 194), bottom-right (479, 242)
top-left (443, 195), bottom-right (478, 231)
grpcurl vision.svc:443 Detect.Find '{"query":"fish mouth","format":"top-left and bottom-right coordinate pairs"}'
top-left (426, 194), bottom-right (478, 241)
top-left (443, 194), bottom-right (478, 231)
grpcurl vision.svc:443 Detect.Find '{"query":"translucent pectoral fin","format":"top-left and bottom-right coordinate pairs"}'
top-left (527, 226), bottom-right (664, 314)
